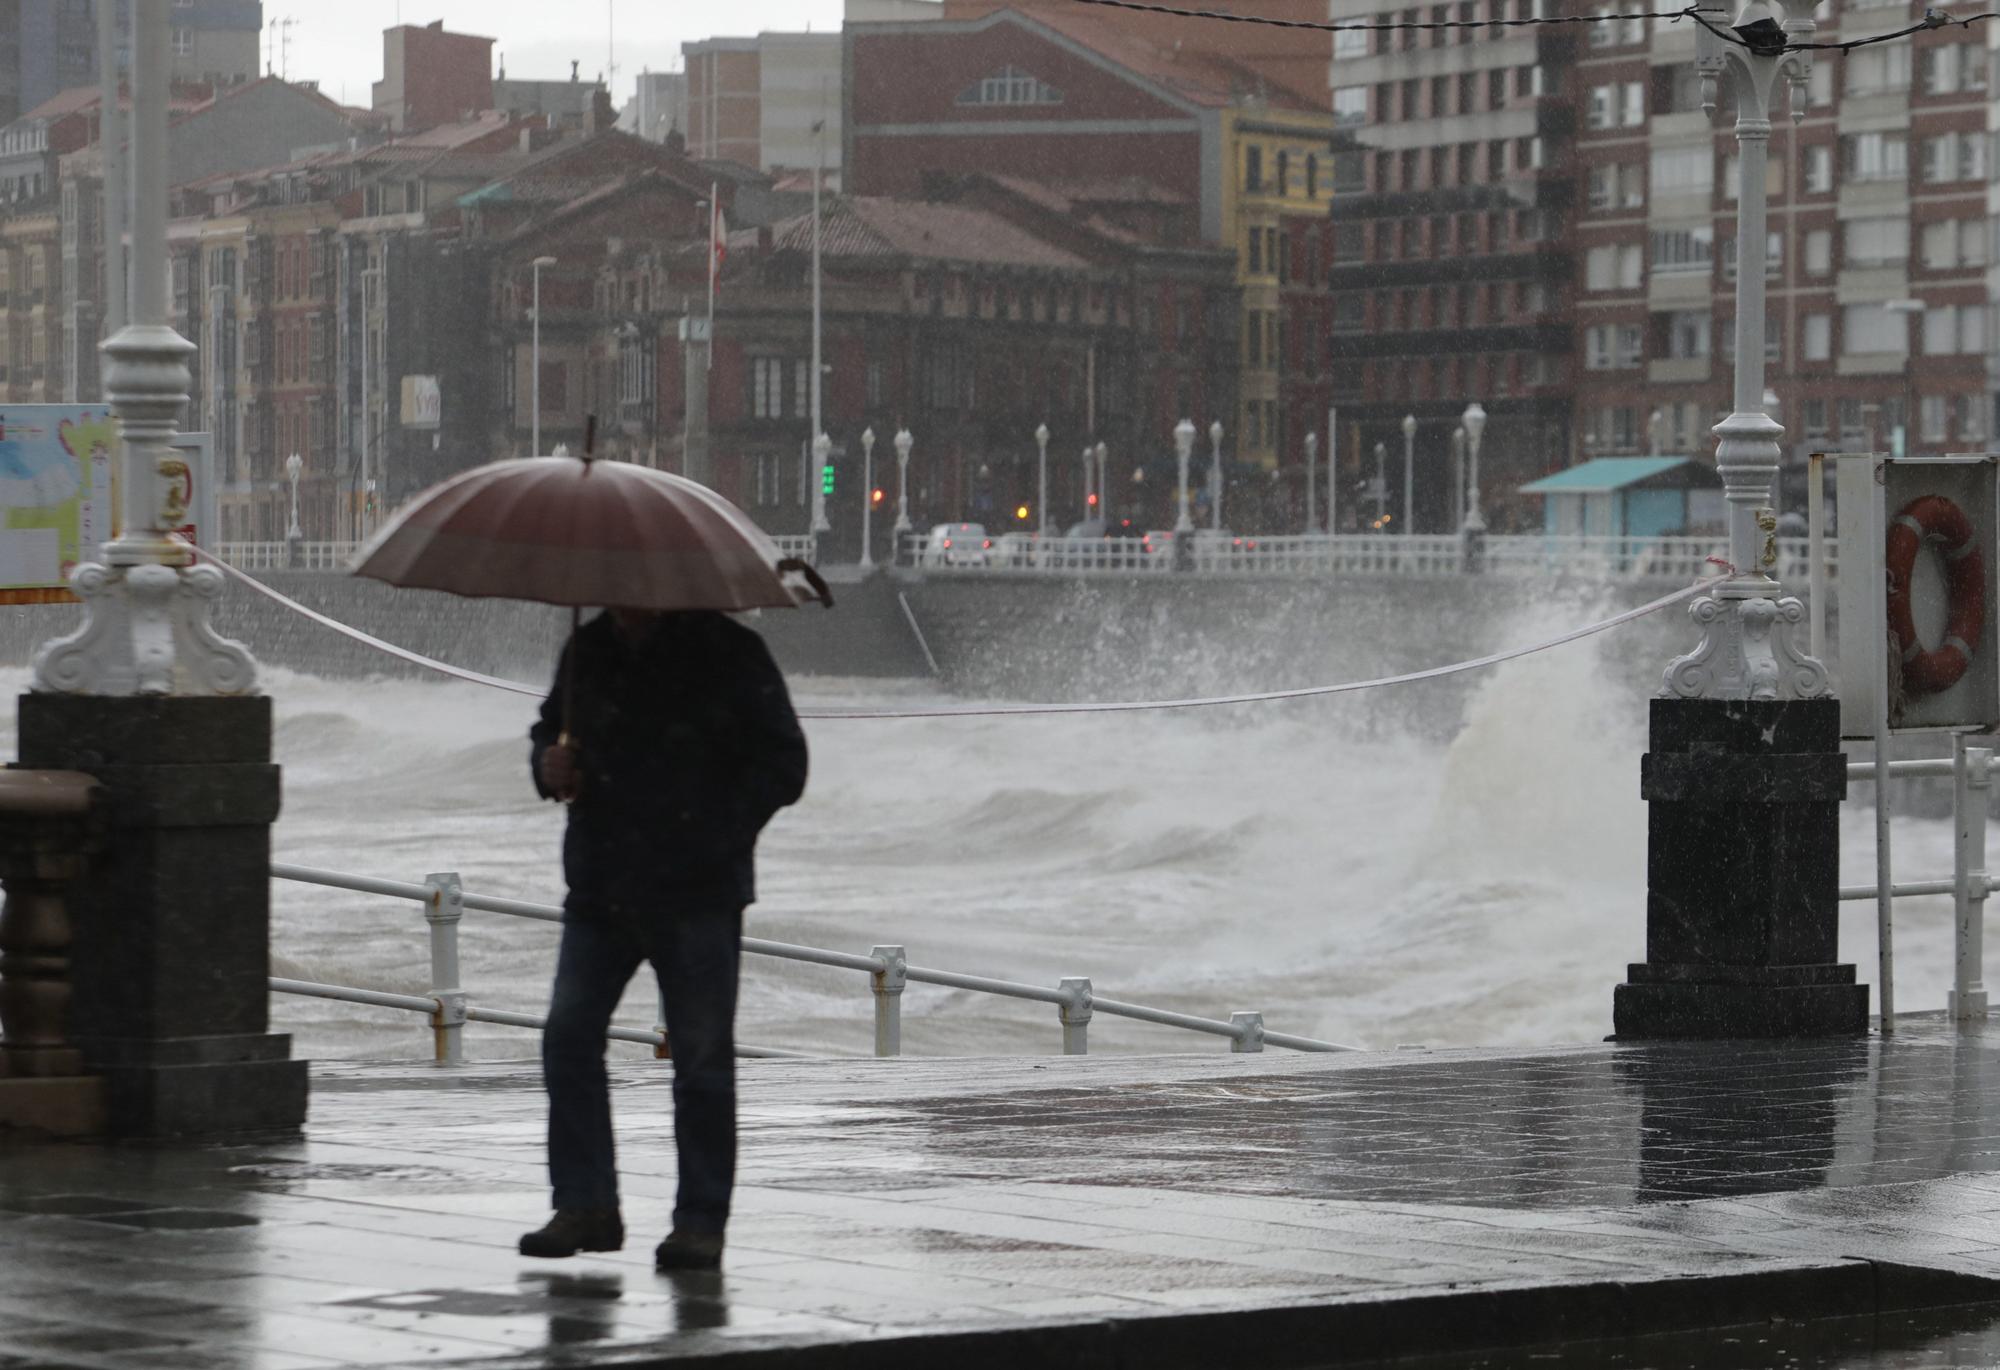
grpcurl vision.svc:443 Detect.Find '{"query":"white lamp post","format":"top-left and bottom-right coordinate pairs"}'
top-left (859, 426), bottom-right (875, 569)
top-left (1400, 413), bottom-right (1416, 536)
top-left (1079, 444), bottom-right (1093, 524)
top-left (284, 452), bottom-right (303, 541)
top-left (32, 0), bottom-right (255, 695)
top-left (530, 255), bottom-right (556, 458)
top-left (1373, 441), bottom-right (1388, 530)
top-left (893, 427), bottom-right (912, 536)
top-left (1034, 422), bottom-right (1050, 537)
top-left (1662, 0), bottom-right (1828, 703)
top-left (1461, 402), bottom-right (1487, 572)
top-left (1094, 441), bottom-right (1108, 522)
top-left (1451, 425), bottom-right (1467, 530)
top-left (1173, 418), bottom-right (1195, 533)
top-left (1304, 431), bottom-right (1318, 534)
top-left (1208, 419), bottom-right (1224, 532)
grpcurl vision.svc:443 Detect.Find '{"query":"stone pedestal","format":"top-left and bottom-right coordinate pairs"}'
top-left (1614, 697), bottom-right (1868, 1038)
top-left (14, 693), bottom-right (306, 1136)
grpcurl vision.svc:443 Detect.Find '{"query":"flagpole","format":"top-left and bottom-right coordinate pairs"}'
top-left (716, 182), bottom-right (724, 376)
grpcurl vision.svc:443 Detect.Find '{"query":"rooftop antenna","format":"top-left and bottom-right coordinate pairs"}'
top-left (272, 16), bottom-right (296, 81)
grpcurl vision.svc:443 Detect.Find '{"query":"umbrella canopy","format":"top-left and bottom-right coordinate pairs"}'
top-left (353, 456), bottom-right (827, 611)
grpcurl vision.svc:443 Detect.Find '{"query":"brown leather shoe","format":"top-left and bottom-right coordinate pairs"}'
top-left (519, 1208), bottom-right (624, 1257)
top-left (654, 1229), bottom-right (724, 1270)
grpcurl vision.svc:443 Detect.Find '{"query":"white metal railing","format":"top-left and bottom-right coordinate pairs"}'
top-left (1841, 744), bottom-right (1994, 1022)
top-left (268, 862), bottom-right (1356, 1062)
top-left (771, 534), bottom-right (816, 561)
top-left (881, 532), bottom-right (1833, 581)
top-left (214, 541), bottom-right (359, 570)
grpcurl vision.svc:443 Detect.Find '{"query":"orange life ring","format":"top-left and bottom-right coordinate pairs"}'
top-left (1885, 494), bottom-right (1986, 697)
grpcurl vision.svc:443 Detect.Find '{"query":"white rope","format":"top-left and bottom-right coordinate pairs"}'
top-left (191, 547), bottom-right (1714, 720)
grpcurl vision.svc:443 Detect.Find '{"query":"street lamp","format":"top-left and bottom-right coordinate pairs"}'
top-left (893, 427), bottom-right (913, 537)
top-left (1884, 298), bottom-right (1924, 457)
top-left (530, 255), bottom-right (556, 459)
top-left (859, 426), bottom-right (875, 569)
top-left (1461, 401), bottom-right (1487, 572)
top-left (1304, 431), bottom-right (1318, 533)
top-left (1373, 440), bottom-right (1388, 530)
top-left (283, 452), bottom-right (303, 542)
top-left (1208, 419), bottom-right (1224, 531)
top-left (1173, 418), bottom-right (1195, 533)
top-left (1400, 413), bottom-right (1416, 536)
top-left (1451, 426), bottom-right (1467, 530)
top-left (1035, 422), bottom-right (1050, 537)
top-left (1094, 440), bottom-right (1108, 522)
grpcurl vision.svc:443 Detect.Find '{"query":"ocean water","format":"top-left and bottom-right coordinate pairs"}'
top-left (0, 599), bottom-right (1971, 1063)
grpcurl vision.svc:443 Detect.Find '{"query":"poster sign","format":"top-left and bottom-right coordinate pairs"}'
top-left (0, 405), bottom-right (118, 605)
top-left (401, 374), bottom-right (441, 429)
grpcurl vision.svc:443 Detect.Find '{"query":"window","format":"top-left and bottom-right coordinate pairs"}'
top-left (1923, 305), bottom-right (1986, 355)
top-left (1721, 232), bottom-right (1784, 280)
top-left (1844, 45), bottom-right (1911, 95)
top-left (1585, 244), bottom-right (1641, 290)
top-left (1845, 217), bottom-right (1910, 267)
top-left (751, 357), bottom-right (790, 418)
top-left (1804, 229), bottom-right (1832, 275)
top-left (1244, 145), bottom-right (1263, 192)
top-left (956, 66), bottom-right (1063, 105)
top-left (1587, 85), bottom-right (1613, 129)
top-left (1959, 395), bottom-right (1987, 443)
top-left (1335, 25), bottom-right (1368, 57)
top-left (1804, 398), bottom-right (1829, 439)
top-left (1803, 144), bottom-right (1833, 193)
top-left (171, 27), bottom-right (193, 56)
top-left (1650, 146), bottom-right (1713, 194)
top-left (1332, 222), bottom-right (1363, 260)
top-left (1668, 311), bottom-right (1711, 359)
top-left (1843, 304), bottom-right (1907, 354)
top-left (1584, 323), bottom-right (1642, 369)
top-left (1843, 132), bottom-right (1906, 182)
top-left (1922, 42), bottom-right (1983, 92)
top-left (1246, 229), bottom-right (1261, 275)
top-left (1922, 395), bottom-right (1949, 442)
top-left (1922, 132), bottom-right (1985, 183)
top-left (1275, 151), bottom-right (1290, 194)
top-left (1622, 81), bottom-right (1644, 125)
top-left (1650, 227), bottom-right (1715, 274)
top-left (1804, 313), bottom-right (1832, 360)
top-left (1306, 155), bottom-right (1319, 198)
top-left (1333, 86), bottom-right (1367, 125)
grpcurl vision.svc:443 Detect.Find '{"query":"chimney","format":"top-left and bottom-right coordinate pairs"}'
top-left (570, 60), bottom-right (580, 83)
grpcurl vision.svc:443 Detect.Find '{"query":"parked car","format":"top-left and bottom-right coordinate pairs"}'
top-left (1141, 529), bottom-right (1177, 560)
top-left (923, 522), bottom-right (990, 567)
top-left (993, 531), bottom-right (1045, 567)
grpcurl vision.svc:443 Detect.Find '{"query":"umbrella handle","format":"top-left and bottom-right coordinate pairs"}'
top-left (778, 557), bottom-right (834, 609)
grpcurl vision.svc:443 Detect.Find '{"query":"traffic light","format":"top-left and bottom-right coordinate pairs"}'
top-left (1015, 504), bottom-right (1030, 522)
top-left (1087, 492), bottom-right (1099, 508)
top-left (870, 487), bottom-right (885, 506)
top-left (821, 463), bottom-right (835, 496)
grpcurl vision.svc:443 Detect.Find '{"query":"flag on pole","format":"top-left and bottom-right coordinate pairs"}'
top-left (707, 182), bottom-right (723, 371)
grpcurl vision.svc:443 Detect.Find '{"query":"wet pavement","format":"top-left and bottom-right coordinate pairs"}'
top-left (9, 1019), bottom-right (2000, 1367)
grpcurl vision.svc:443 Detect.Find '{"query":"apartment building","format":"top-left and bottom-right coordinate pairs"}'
top-left (1325, 0), bottom-right (1578, 533)
top-left (1573, 4), bottom-right (1988, 489)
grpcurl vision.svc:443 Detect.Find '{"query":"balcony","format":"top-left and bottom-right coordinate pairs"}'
top-left (1647, 271), bottom-right (1714, 308)
top-left (1327, 321), bottom-right (1572, 360)
top-left (1648, 357), bottom-right (1712, 385)
top-left (1326, 249), bottom-right (1571, 289)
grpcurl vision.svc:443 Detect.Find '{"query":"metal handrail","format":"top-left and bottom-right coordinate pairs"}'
top-left (268, 862), bottom-right (1358, 1060)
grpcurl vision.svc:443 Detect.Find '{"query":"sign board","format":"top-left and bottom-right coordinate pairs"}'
top-left (400, 374), bottom-right (441, 429)
top-left (0, 405), bottom-right (118, 605)
top-left (1837, 453), bottom-right (2000, 737)
top-left (168, 431), bottom-right (216, 551)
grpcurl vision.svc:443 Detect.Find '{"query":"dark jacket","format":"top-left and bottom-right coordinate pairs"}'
top-left (529, 610), bottom-right (808, 918)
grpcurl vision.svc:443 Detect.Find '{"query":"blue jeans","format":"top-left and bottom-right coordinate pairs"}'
top-left (542, 907), bottom-right (743, 1233)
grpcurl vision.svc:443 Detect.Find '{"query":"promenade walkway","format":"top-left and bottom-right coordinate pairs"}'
top-left (8, 1019), bottom-right (2000, 1367)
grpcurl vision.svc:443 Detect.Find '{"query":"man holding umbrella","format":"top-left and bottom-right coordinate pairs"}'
top-left (349, 442), bottom-right (826, 1271)
top-left (518, 605), bottom-right (808, 1269)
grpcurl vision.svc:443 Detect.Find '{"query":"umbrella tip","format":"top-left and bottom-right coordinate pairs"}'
top-left (582, 413), bottom-right (597, 462)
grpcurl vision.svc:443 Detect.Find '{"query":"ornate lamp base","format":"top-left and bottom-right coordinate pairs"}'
top-left (30, 562), bottom-right (257, 698)
top-left (1662, 580), bottom-right (1829, 702)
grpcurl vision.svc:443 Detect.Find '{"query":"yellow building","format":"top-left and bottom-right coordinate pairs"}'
top-left (1219, 106), bottom-right (1336, 468)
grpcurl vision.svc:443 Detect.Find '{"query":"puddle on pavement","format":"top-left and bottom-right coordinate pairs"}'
top-left (1352, 1303), bottom-right (2000, 1369)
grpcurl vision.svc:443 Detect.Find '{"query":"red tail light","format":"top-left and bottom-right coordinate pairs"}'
top-left (982, 539), bottom-right (992, 548)
top-left (942, 539), bottom-right (952, 548)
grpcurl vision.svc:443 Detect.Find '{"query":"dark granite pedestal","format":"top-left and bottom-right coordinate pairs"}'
top-left (1614, 697), bottom-right (1870, 1039)
top-left (13, 693), bottom-right (306, 1136)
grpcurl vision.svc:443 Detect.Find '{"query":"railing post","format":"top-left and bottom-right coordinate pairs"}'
top-left (1058, 976), bottom-right (1092, 1055)
top-left (870, 944), bottom-right (906, 1057)
top-left (421, 872), bottom-right (467, 1064)
top-left (1229, 1010), bottom-right (1266, 1053)
top-left (1951, 742), bottom-right (1991, 1021)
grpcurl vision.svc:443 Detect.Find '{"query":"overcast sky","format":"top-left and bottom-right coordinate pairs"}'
top-left (278, 2), bottom-right (847, 110)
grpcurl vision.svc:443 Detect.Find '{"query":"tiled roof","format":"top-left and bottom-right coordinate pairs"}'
top-left (991, 6), bottom-right (1320, 112)
top-left (764, 197), bottom-right (1087, 269)
top-left (983, 173), bottom-right (1187, 211)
